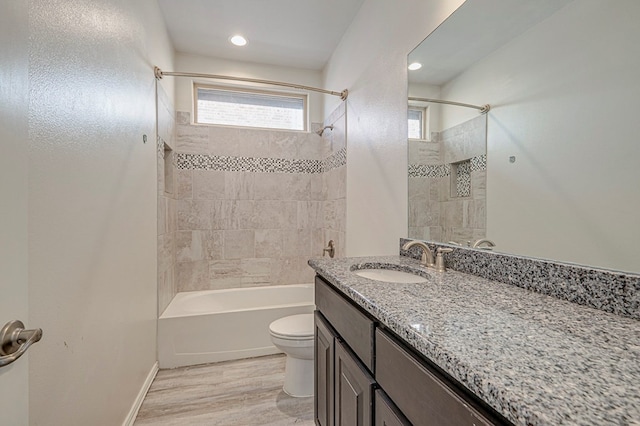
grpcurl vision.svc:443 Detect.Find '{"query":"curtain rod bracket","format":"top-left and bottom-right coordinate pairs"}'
top-left (340, 89), bottom-right (349, 101)
top-left (154, 66), bottom-right (163, 80)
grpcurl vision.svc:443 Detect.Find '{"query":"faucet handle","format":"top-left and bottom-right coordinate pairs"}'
top-left (434, 247), bottom-right (453, 272)
top-left (323, 240), bottom-right (335, 258)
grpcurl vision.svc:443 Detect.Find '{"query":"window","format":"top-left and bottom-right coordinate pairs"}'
top-left (194, 84), bottom-right (307, 131)
top-left (408, 107), bottom-right (427, 139)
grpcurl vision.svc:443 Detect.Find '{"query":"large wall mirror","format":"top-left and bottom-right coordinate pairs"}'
top-left (407, 0), bottom-right (640, 274)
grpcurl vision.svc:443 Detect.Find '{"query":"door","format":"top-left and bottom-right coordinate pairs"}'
top-left (0, 1), bottom-right (30, 424)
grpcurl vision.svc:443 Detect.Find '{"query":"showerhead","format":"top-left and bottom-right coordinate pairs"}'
top-left (316, 125), bottom-right (334, 136)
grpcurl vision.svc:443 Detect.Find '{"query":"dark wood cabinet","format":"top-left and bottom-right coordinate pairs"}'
top-left (334, 340), bottom-right (375, 426)
top-left (315, 312), bottom-right (336, 426)
top-left (374, 390), bottom-right (411, 426)
top-left (315, 309), bottom-right (375, 426)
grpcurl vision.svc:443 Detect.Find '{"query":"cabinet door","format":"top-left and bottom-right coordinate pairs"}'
top-left (335, 340), bottom-right (375, 426)
top-left (316, 312), bottom-right (336, 426)
top-left (375, 390), bottom-right (412, 426)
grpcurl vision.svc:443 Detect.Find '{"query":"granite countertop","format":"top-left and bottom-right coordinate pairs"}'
top-left (308, 255), bottom-right (640, 426)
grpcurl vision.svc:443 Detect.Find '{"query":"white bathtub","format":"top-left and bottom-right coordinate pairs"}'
top-left (158, 284), bottom-right (315, 369)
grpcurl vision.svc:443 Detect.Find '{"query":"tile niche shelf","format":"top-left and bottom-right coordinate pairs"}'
top-left (451, 159), bottom-right (471, 198)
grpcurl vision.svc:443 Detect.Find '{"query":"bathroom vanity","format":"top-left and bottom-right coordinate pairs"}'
top-left (309, 254), bottom-right (640, 426)
top-left (314, 275), bottom-right (506, 426)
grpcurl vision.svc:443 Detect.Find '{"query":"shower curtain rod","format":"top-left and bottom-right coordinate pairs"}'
top-left (154, 67), bottom-right (348, 100)
top-left (408, 96), bottom-right (490, 114)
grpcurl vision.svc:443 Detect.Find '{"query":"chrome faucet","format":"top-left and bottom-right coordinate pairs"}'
top-left (402, 240), bottom-right (435, 268)
top-left (472, 238), bottom-right (495, 249)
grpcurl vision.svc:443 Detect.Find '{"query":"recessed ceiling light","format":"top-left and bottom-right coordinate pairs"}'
top-left (408, 62), bottom-right (422, 71)
top-left (230, 35), bottom-right (247, 46)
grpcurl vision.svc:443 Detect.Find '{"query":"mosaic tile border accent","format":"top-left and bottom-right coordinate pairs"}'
top-left (175, 153), bottom-right (321, 174)
top-left (175, 147), bottom-right (346, 175)
top-left (399, 238), bottom-right (640, 320)
top-left (322, 147), bottom-right (347, 173)
top-left (470, 154), bottom-right (487, 172)
top-left (408, 164), bottom-right (450, 178)
top-left (409, 154), bottom-right (486, 178)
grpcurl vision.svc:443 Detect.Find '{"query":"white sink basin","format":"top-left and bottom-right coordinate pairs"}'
top-left (354, 269), bottom-right (428, 283)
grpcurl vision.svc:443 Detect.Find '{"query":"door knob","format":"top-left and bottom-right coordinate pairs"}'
top-left (0, 320), bottom-right (43, 368)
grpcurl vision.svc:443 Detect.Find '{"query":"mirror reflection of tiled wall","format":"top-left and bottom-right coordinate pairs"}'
top-left (408, 114), bottom-right (486, 245)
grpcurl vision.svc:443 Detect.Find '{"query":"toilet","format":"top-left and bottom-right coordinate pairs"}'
top-left (269, 313), bottom-right (315, 397)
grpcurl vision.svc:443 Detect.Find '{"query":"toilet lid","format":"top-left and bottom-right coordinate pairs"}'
top-left (269, 314), bottom-right (314, 338)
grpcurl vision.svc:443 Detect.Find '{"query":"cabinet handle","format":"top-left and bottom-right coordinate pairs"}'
top-left (0, 320), bottom-right (43, 368)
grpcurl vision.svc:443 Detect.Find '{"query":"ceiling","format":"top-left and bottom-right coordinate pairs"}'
top-left (157, 0), bottom-right (365, 70)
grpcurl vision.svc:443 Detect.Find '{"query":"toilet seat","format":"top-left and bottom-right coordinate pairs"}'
top-left (269, 314), bottom-right (314, 340)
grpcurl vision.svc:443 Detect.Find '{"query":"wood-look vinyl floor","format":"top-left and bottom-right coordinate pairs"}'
top-left (134, 354), bottom-right (314, 425)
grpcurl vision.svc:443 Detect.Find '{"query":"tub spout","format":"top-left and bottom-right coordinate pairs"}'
top-left (472, 239), bottom-right (495, 249)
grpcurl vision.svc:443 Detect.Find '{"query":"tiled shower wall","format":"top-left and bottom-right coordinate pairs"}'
top-left (408, 114), bottom-right (486, 244)
top-left (157, 85), bottom-right (177, 315)
top-left (168, 105), bottom-right (346, 293)
top-left (321, 102), bottom-right (347, 258)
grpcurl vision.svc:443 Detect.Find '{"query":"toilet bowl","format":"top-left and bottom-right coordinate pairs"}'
top-left (269, 313), bottom-right (315, 397)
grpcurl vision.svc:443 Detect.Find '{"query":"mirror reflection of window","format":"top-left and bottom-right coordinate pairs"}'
top-left (408, 106), bottom-right (427, 140)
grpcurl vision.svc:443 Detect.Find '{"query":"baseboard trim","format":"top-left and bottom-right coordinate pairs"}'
top-left (123, 361), bottom-right (159, 426)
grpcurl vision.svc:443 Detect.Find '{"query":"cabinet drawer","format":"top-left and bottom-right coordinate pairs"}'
top-left (315, 276), bottom-right (375, 370)
top-left (376, 329), bottom-right (494, 426)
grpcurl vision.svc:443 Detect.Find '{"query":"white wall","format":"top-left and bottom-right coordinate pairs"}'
top-left (440, 0), bottom-right (640, 272)
top-left (27, 0), bottom-right (174, 424)
top-left (323, 0), bottom-right (465, 256)
top-left (174, 53), bottom-right (325, 124)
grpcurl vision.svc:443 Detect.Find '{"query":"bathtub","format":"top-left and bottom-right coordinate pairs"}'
top-left (158, 284), bottom-right (315, 369)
